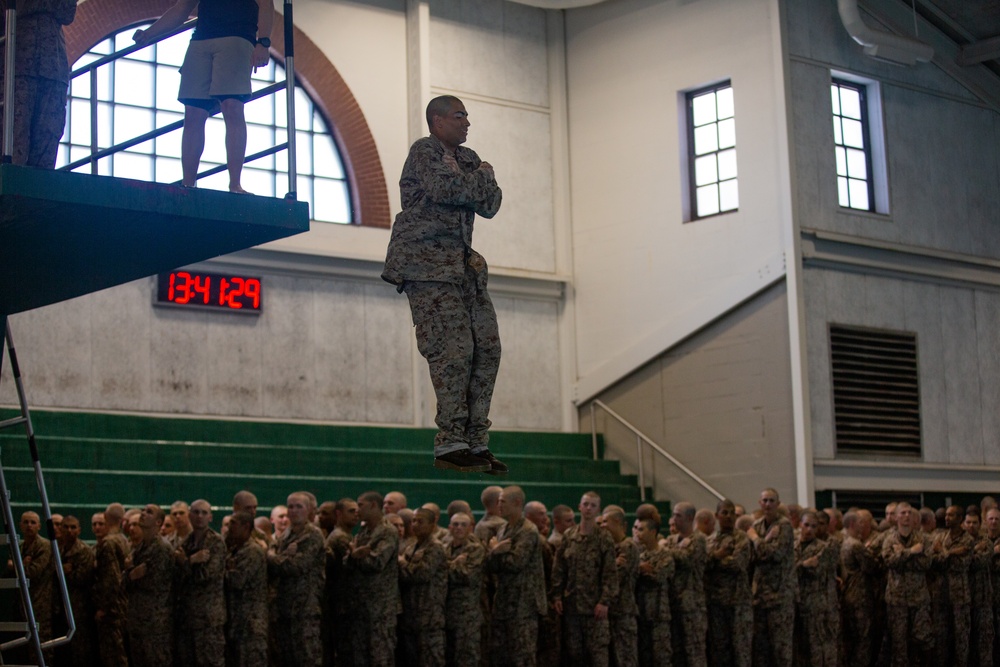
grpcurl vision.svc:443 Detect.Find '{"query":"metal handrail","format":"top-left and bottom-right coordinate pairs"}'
top-left (589, 398), bottom-right (725, 502)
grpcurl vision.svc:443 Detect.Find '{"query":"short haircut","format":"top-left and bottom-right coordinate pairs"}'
top-left (552, 504), bottom-right (574, 520)
top-left (450, 512), bottom-right (474, 525)
top-left (582, 490), bottom-right (602, 503)
top-left (716, 499), bottom-right (736, 513)
top-left (481, 486), bottom-right (503, 509)
top-left (675, 502), bottom-right (696, 521)
top-left (762, 488), bottom-right (780, 501)
top-left (230, 511), bottom-right (254, 529)
top-left (603, 509), bottom-right (625, 529)
top-left (335, 498), bottom-right (357, 512)
top-left (358, 491), bottom-right (384, 507)
top-left (148, 504), bottom-right (166, 526)
top-left (800, 509), bottom-right (818, 523)
top-left (425, 95), bottom-right (462, 130)
top-left (843, 511), bottom-right (858, 529)
top-left (639, 517), bottom-right (660, 533)
top-left (414, 507), bottom-right (436, 522)
top-left (170, 500), bottom-right (189, 511)
top-left (62, 515), bottom-right (79, 526)
top-left (502, 486), bottom-right (525, 507)
top-left (447, 500), bottom-right (472, 517)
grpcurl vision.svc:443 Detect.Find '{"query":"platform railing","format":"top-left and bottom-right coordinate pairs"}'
top-left (589, 399), bottom-right (726, 502)
top-left (2, 1), bottom-right (299, 200)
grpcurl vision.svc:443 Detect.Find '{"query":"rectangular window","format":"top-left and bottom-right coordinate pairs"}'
top-left (686, 82), bottom-right (738, 220)
top-left (831, 79), bottom-right (874, 211)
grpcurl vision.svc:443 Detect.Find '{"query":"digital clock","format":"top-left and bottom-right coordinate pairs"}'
top-left (155, 271), bottom-right (262, 313)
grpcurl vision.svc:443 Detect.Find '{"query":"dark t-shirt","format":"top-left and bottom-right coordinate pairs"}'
top-left (192, 0), bottom-right (258, 44)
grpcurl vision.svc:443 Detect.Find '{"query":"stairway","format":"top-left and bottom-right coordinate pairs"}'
top-left (0, 409), bottom-right (670, 525)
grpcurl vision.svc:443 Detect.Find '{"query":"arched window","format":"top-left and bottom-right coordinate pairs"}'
top-left (58, 24), bottom-right (352, 224)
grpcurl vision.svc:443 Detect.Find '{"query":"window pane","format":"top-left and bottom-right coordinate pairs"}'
top-left (835, 147), bottom-right (847, 177)
top-left (296, 131), bottom-right (313, 174)
top-left (155, 157), bottom-right (182, 183)
top-left (717, 118), bottom-right (736, 149)
top-left (830, 85), bottom-right (840, 115)
top-left (693, 124), bottom-right (718, 156)
top-left (833, 117), bottom-right (842, 145)
top-left (846, 148), bottom-right (867, 179)
top-left (839, 87), bottom-right (862, 119)
top-left (717, 148), bottom-right (738, 180)
top-left (115, 60), bottom-right (154, 107)
top-left (294, 88), bottom-right (312, 130)
top-left (313, 133), bottom-right (344, 179)
top-left (274, 90), bottom-right (288, 129)
top-left (692, 92), bottom-right (717, 126)
top-left (694, 154), bottom-right (718, 187)
top-left (246, 97), bottom-right (275, 126)
top-left (716, 87), bottom-right (734, 120)
top-left (314, 178), bottom-right (351, 223)
top-left (113, 152), bottom-right (153, 181)
top-left (848, 178), bottom-right (869, 209)
top-left (97, 103), bottom-right (113, 148)
top-left (155, 65), bottom-right (183, 111)
top-left (70, 99), bottom-right (92, 146)
top-left (842, 118), bottom-right (864, 148)
top-left (96, 66), bottom-right (113, 102)
top-left (247, 125), bottom-right (275, 169)
top-left (114, 106), bottom-right (154, 146)
top-left (156, 34), bottom-right (189, 67)
top-left (243, 168), bottom-right (276, 197)
top-left (156, 123), bottom-right (182, 158)
top-left (838, 176), bottom-right (850, 207)
top-left (719, 179), bottom-right (739, 212)
top-left (696, 184), bottom-right (720, 217)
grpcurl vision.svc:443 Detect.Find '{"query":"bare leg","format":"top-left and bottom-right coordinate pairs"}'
top-left (181, 105), bottom-right (210, 187)
top-left (221, 98), bottom-right (248, 193)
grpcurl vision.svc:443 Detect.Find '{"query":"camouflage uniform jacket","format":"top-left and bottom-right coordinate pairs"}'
top-left (60, 538), bottom-right (96, 619)
top-left (267, 523), bottom-right (325, 619)
top-left (474, 514), bottom-right (506, 544)
top-left (485, 516), bottom-right (547, 620)
top-left (382, 135), bottom-right (502, 290)
top-left (325, 526), bottom-right (353, 616)
top-left (989, 533), bottom-right (1000, 609)
top-left (636, 547), bottom-right (674, 623)
top-left (399, 536), bottom-right (448, 630)
top-left (124, 537), bottom-right (174, 630)
top-left (345, 517), bottom-right (401, 620)
top-left (224, 539), bottom-right (268, 642)
top-left (795, 537), bottom-right (834, 612)
top-left (968, 535), bottom-right (993, 610)
top-left (176, 528), bottom-right (227, 628)
top-left (931, 529), bottom-right (974, 605)
top-left (20, 535), bottom-right (54, 620)
top-left (0, 0), bottom-right (76, 83)
top-left (840, 534), bottom-right (877, 608)
top-left (750, 516), bottom-right (796, 608)
top-left (551, 525), bottom-right (619, 615)
top-left (705, 528), bottom-right (752, 607)
top-left (664, 531), bottom-right (707, 613)
top-left (92, 535), bottom-right (127, 618)
top-left (882, 529), bottom-right (931, 607)
top-left (444, 538), bottom-right (485, 628)
top-left (611, 536), bottom-right (639, 618)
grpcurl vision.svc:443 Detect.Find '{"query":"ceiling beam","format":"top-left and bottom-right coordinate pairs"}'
top-left (960, 35), bottom-right (1000, 66)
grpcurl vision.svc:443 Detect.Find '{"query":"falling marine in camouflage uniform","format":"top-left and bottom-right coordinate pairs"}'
top-left (382, 95), bottom-right (503, 467)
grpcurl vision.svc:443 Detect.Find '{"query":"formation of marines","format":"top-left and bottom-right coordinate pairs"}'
top-left (8, 486), bottom-right (1000, 667)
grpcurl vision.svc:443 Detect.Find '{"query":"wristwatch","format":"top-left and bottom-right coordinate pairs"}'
top-left (256, 37), bottom-right (271, 48)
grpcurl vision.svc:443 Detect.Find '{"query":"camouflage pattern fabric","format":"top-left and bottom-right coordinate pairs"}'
top-left (343, 517), bottom-right (400, 667)
top-left (839, 534), bottom-right (877, 667)
top-left (125, 537), bottom-right (174, 667)
top-left (268, 523), bottom-right (325, 667)
top-left (489, 616), bottom-right (538, 667)
top-left (705, 528), bottom-right (752, 667)
top-left (968, 535), bottom-right (994, 667)
top-left (225, 540), bottom-right (268, 667)
top-left (176, 528), bottom-right (227, 667)
top-left (636, 547), bottom-right (673, 667)
top-left (59, 538), bottom-right (97, 666)
top-left (485, 517), bottom-right (546, 621)
top-left (399, 536), bottom-right (448, 667)
top-left (664, 532), bottom-right (707, 667)
top-left (882, 529), bottom-right (934, 667)
top-left (931, 529), bottom-right (973, 666)
top-left (325, 526), bottom-right (353, 667)
top-left (609, 537), bottom-right (639, 667)
top-left (552, 525), bottom-right (619, 616)
top-left (794, 537), bottom-right (836, 666)
top-left (93, 535), bottom-right (128, 667)
top-left (750, 516), bottom-right (795, 667)
top-left (445, 538), bottom-right (485, 665)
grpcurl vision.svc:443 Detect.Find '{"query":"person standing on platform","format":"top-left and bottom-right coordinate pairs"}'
top-left (0, 0), bottom-right (76, 167)
top-left (132, 0), bottom-right (272, 193)
top-left (382, 95), bottom-right (506, 474)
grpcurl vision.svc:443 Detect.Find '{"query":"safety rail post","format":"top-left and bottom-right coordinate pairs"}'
top-left (2, 0), bottom-right (16, 163)
top-left (283, 0), bottom-right (297, 200)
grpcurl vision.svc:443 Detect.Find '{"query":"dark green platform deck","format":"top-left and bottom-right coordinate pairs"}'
top-left (0, 164), bottom-right (310, 314)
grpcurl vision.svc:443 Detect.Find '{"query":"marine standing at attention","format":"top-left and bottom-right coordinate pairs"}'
top-left (382, 95), bottom-right (506, 475)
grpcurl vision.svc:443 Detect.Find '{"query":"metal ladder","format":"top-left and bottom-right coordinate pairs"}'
top-left (0, 317), bottom-right (75, 666)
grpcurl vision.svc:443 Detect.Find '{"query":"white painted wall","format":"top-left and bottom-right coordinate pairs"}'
top-left (564, 0), bottom-right (792, 400)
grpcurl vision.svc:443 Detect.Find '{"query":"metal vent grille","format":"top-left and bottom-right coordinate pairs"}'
top-left (830, 325), bottom-right (921, 456)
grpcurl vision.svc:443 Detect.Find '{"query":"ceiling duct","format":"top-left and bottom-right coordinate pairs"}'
top-left (838, 0), bottom-right (934, 66)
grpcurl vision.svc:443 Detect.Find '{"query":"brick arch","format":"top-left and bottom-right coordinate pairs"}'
top-left (65, 0), bottom-right (390, 228)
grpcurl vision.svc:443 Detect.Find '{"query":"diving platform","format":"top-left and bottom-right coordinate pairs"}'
top-left (0, 164), bottom-right (310, 315)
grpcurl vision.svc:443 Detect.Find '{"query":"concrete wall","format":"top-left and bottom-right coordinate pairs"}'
top-left (584, 284), bottom-right (796, 510)
top-left (1, 0), bottom-right (568, 432)
top-left (564, 0), bottom-right (793, 404)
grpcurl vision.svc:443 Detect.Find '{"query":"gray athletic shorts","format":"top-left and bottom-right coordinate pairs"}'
top-left (178, 36), bottom-right (254, 107)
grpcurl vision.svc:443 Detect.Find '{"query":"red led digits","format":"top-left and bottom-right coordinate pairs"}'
top-left (193, 274), bottom-right (210, 304)
top-left (245, 279), bottom-right (261, 309)
top-left (172, 271), bottom-right (192, 304)
top-left (157, 271), bottom-right (262, 313)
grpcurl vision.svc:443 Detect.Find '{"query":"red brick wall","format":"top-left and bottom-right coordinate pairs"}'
top-left (65, 0), bottom-right (391, 228)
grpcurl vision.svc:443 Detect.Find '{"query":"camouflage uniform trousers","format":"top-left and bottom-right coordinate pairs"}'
top-left (706, 603), bottom-right (751, 667)
top-left (670, 605), bottom-right (707, 667)
top-left (176, 626), bottom-right (226, 667)
top-left (0, 75), bottom-right (66, 168)
top-left (276, 613), bottom-right (322, 667)
top-left (346, 612), bottom-right (396, 667)
top-left (793, 609), bottom-right (836, 667)
top-left (404, 261), bottom-right (501, 455)
top-left (840, 601), bottom-right (873, 667)
top-left (563, 614), bottom-right (610, 666)
top-left (752, 600), bottom-right (793, 667)
top-left (490, 616), bottom-right (538, 667)
top-left (226, 632), bottom-right (268, 667)
top-left (130, 631), bottom-right (173, 667)
top-left (637, 619), bottom-right (671, 667)
top-left (970, 606), bottom-right (994, 667)
top-left (446, 623), bottom-right (480, 667)
top-left (535, 607), bottom-right (560, 667)
top-left (96, 614), bottom-right (128, 667)
top-left (400, 620), bottom-right (445, 667)
top-left (609, 615), bottom-right (638, 667)
top-left (933, 603), bottom-right (970, 667)
top-left (886, 604), bottom-right (934, 667)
